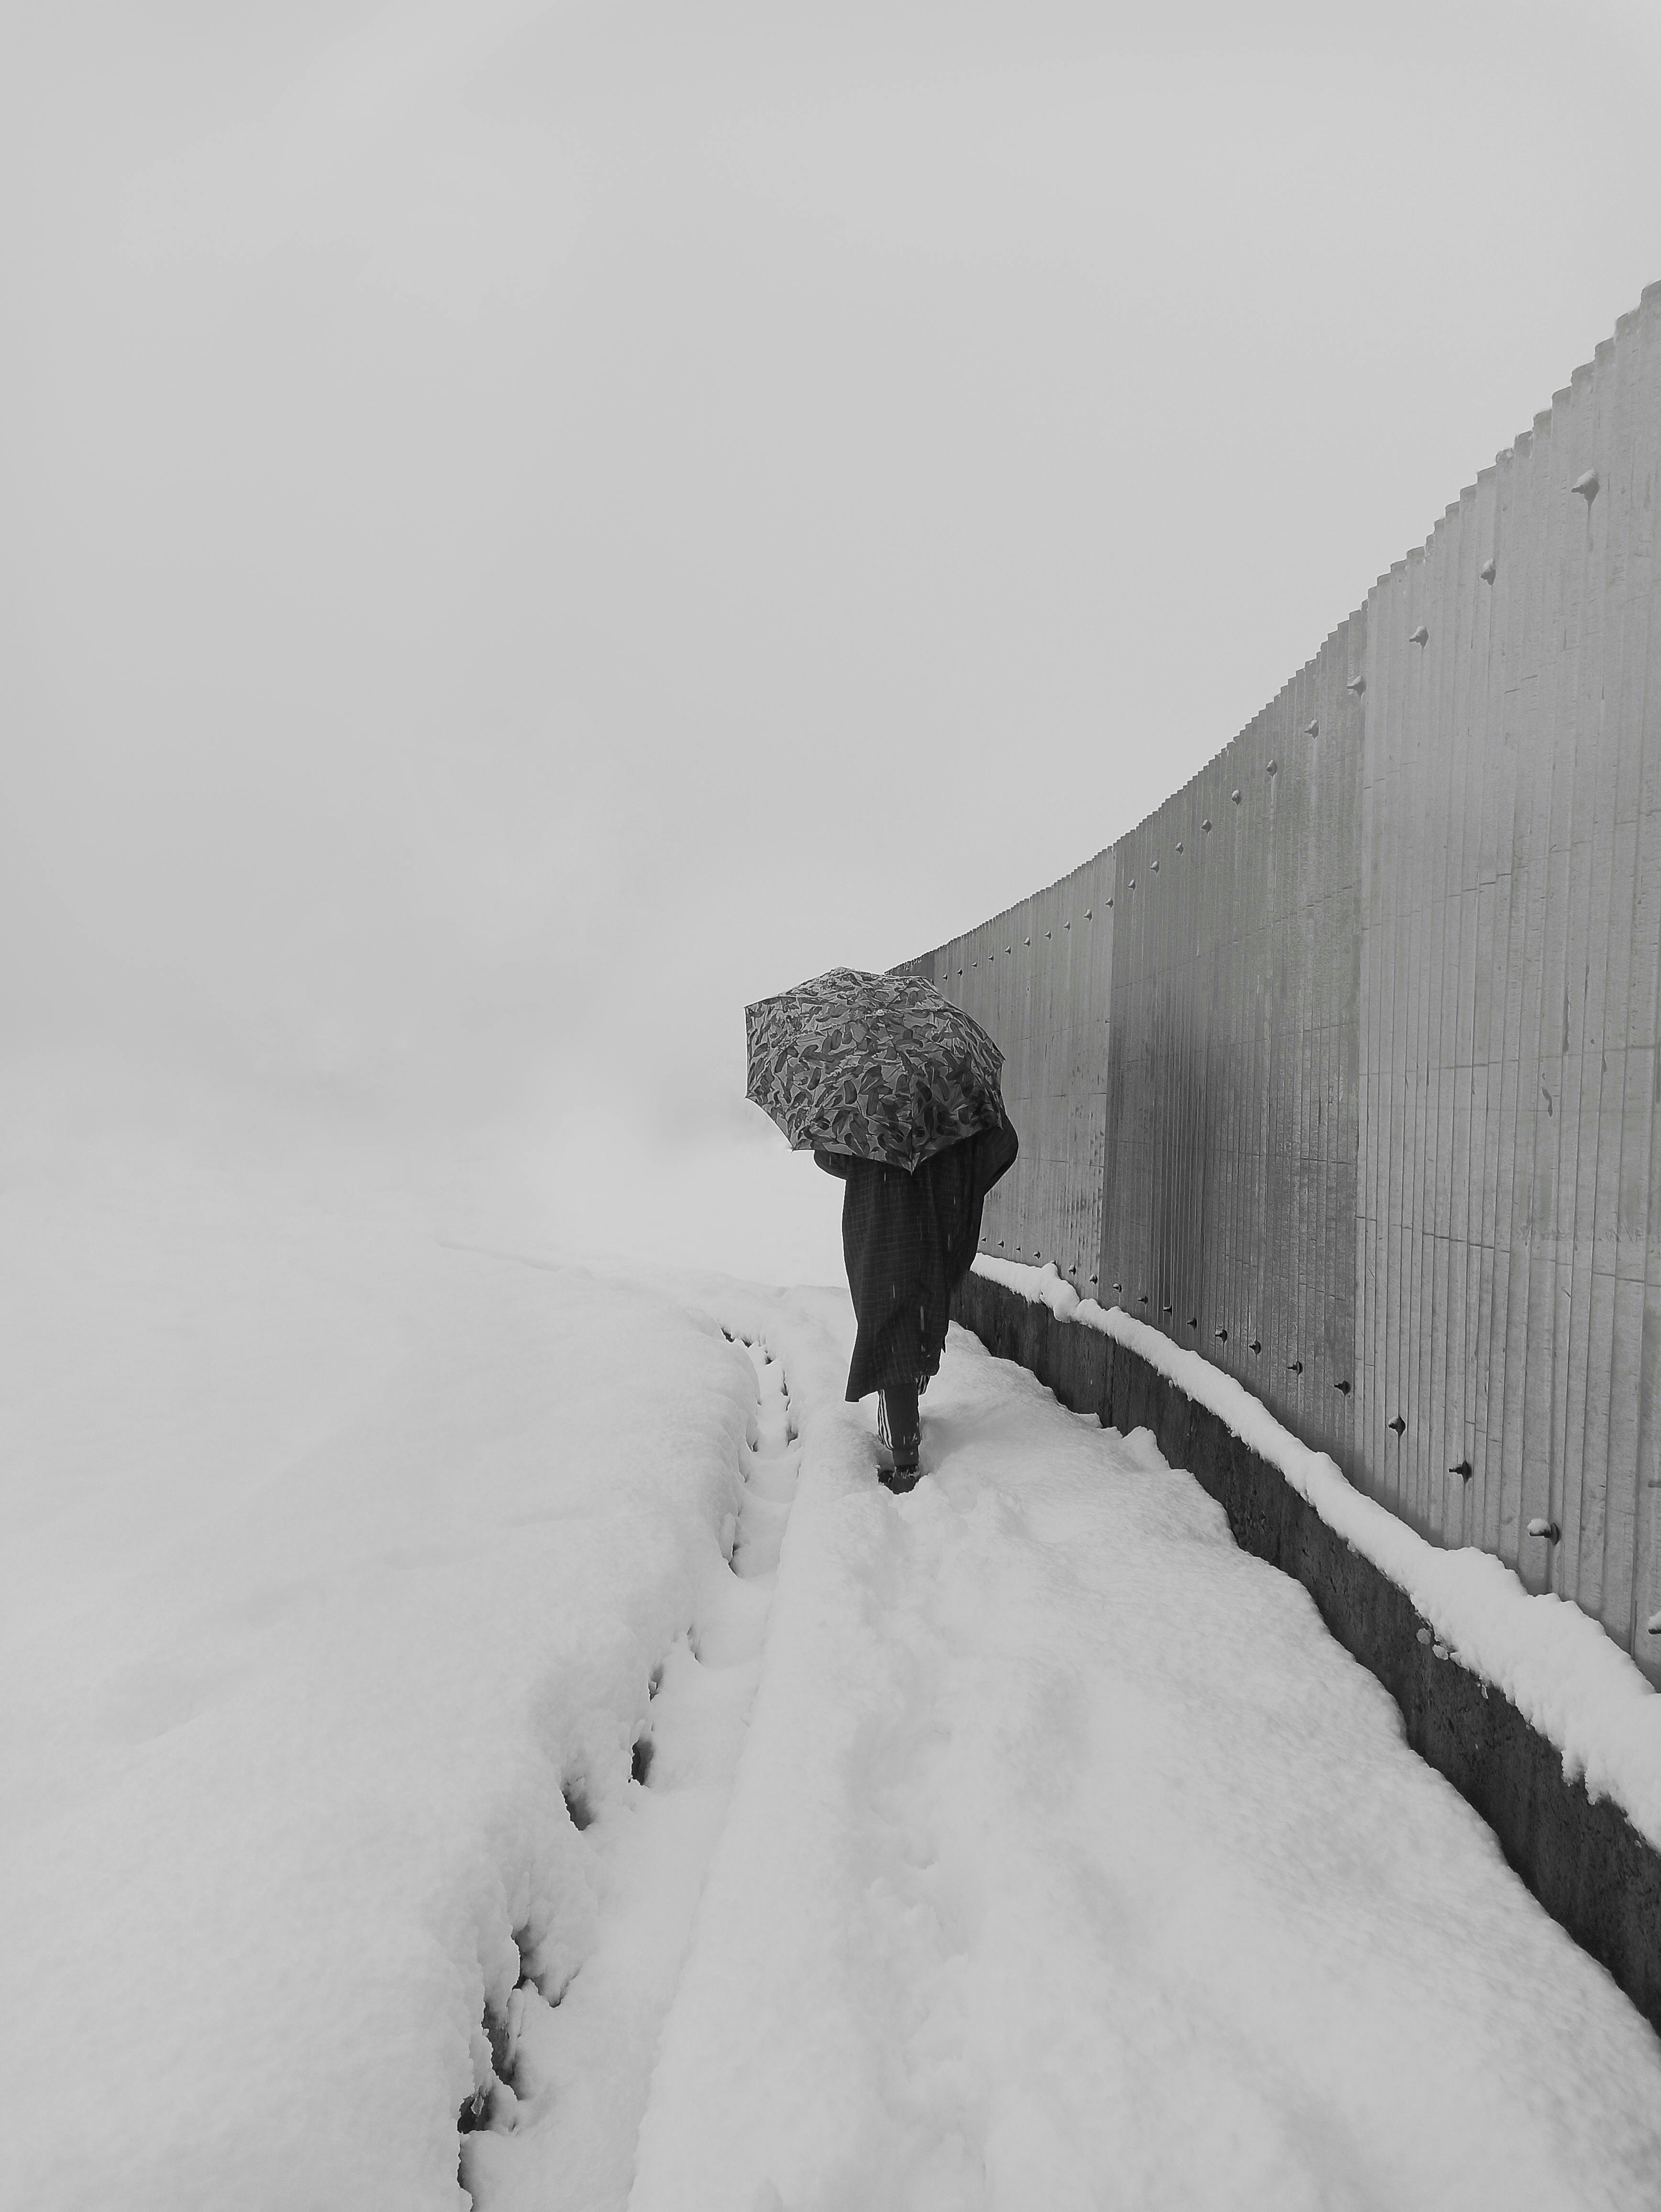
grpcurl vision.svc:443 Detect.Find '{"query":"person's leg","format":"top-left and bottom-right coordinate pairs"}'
top-left (877, 1371), bottom-right (921, 1485)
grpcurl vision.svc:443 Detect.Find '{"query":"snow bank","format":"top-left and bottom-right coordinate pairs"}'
top-left (0, 1073), bottom-right (766, 2212)
top-left (972, 1255), bottom-right (1661, 1852)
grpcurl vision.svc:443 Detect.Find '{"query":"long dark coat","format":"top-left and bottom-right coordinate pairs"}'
top-left (815, 1119), bottom-right (1019, 1404)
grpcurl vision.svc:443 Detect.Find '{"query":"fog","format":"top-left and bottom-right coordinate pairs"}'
top-left (6, 0), bottom-right (1659, 1277)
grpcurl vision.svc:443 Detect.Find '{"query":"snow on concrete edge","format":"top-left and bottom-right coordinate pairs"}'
top-left (970, 1254), bottom-right (1661, 1854)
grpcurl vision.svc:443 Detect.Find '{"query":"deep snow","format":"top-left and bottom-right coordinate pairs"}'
top-left (630, 1300), bottom-right (1661, 2212)
top-left (973, 1254), bottom-right (1661, 1856)
top-left (0, 1073), bottom-right (768, 2209)
top-left (6, 1078), bottom-right (1661, 2211)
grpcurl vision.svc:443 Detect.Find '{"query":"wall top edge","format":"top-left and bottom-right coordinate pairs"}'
top-left (928, 845), bottom-right (1115, 958)
top-left (905, 279), bottom-right (1657, 972)
top-left (1081, 617), bottom-right (1373, 846)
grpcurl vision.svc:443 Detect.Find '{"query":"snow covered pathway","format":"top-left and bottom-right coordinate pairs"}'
top-left (8, 1090), bottom-right (1661, 2212)
top-left (631, 1299), bottom-right (1661, 2212)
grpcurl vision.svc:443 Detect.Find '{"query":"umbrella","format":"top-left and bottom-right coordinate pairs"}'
top-left (745, 965), bottom-right (1007, 1174)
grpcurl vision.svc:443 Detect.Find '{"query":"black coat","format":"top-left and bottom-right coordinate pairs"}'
top-left (815, 1119), bottom-right (1019, 1403)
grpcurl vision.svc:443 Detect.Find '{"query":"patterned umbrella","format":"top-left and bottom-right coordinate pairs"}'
top-left (745, 966), bottom-right (1007, 1174)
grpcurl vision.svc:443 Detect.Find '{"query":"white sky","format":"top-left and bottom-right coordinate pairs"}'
top-left (5, 0), bottom-right (1659, 1190)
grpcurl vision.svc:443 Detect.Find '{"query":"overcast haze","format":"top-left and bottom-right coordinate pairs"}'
top-left (6, 1), bottom-right (1660, 1262)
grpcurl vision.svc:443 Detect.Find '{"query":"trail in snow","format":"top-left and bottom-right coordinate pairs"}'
top-left (631, 1305), bottom-right (1661, 2212)
top-left (463, 1334), bottom-right (803, 2212)
top-left (8, 1078), bottom-right (1661, 2212)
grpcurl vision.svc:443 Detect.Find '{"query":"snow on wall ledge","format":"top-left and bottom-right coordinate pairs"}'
top-left (972, 1255), bottom-right (1661, 1858)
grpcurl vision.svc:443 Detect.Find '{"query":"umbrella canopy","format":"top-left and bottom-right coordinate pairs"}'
top-left (745, 966), bottom-right (1007, 1174)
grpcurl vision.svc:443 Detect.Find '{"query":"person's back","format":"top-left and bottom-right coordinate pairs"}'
top-left (816, 1118), bottom-right (1019, 1487)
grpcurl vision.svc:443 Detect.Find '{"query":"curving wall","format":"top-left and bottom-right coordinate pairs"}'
top-left (912, 279), bottom-right (1661, 1677)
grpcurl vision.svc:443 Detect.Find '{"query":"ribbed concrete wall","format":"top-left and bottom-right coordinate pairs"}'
top-left (910, 280), bottom-right (1661, 1676)
top-left (1103, 614), bottom-right (1366, 1477)
top-left (1356, 296), bottom-right (1661, 1650)
top-left (919, 848), bottom-right (1116, 1290)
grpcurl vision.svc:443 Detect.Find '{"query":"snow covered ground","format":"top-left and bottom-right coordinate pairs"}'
top-left (974, 1255), bottom-right (1661, 1856)
top-left (0, 1064), bottom-right (797, 2208)
top-left (631, 1310), bottom-right (1661, 2212)
top-left (6, 1068), bottom-right (1661, 2210)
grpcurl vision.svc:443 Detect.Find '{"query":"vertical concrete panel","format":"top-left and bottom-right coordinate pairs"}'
top-left (1534, 390), bottom-right (1580, 1596)
top-left (1462, 467), bottom-right (1502, 1542)
top-left (1377, 563), bottom-right (1411, 1519)
top-left (1419, 521), bottom-right (1456, 1533)
top-left (1433, 498), bottom-right (1477, 1539)
top-left (1588, 314), bottom-right (1644, 1640)
top-left (1485, 435), bottom-right (1524, 1558)
top-left (1625, 282), bottom-right (1661, 1677)
top-left (1475, 448), bottom-right (1519, 1555)
top-left (1401, 540), bottom-right (1433, 1528)
top-left (1510, 411), bottom-right (1559, 1588)
top-left (1553, 362), bottom-right (1599, 1602)
top-left (1331, 619), bottom-right (1366, 1466)
top-left (1615, 302), bottom-right (1661, 1659)
top-left (1440, 497), bottom-right (1476, 1543)
top-left (1394, 548), bottom-right (1423, 1527)
top-left (1571, 340), bottom-right (1627, 1617)
top-left (1504, 424), bottom-right (1551, 1568)
top-left (1441, 493), bottom-right (1476, 1540)
top-left (1357, 599), bottom-right (1385, 1504)
top-left (1411, 536), bottom-right (1446, 1535)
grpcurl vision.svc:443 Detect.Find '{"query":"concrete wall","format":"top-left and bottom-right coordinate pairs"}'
top-left (1356, 310), bottom-right (1661, 1651)
top-left (1103, 613), bottom-right (1367, 1476)
top-left (911, 280), bottom-right (1661, 1676)
top-left (918, 847), bottom-right (1116, 1291)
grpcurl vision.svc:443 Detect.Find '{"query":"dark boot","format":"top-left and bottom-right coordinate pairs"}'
top-left (876, 1386), bottom-right (921, 1491)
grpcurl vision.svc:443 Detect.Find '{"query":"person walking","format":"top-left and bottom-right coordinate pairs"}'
top-left (745, 962), bottom-right (1017, 1489)
top-left (815, 1117), bottom-right (1018, 1488)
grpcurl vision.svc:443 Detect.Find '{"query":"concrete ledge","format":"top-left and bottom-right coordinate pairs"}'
top-left (952, 1268), bottom-right (1661, 2036)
